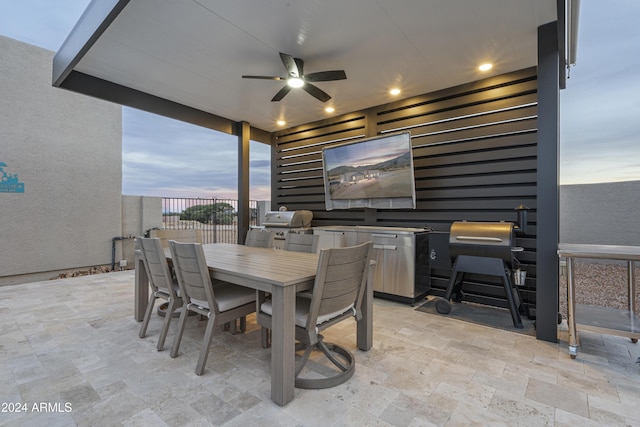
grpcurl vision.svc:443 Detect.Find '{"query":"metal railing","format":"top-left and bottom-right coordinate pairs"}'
top-left (162, 198), bottom-right (264, 244)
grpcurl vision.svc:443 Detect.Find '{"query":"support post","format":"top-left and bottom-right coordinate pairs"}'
top-left (536, 21), bottom-right (561, 342)
top-left (237, 121), bottom-right (250, 245)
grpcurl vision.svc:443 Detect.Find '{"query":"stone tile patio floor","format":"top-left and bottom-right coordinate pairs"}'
top-left (1, 271), bottom-right (639, 426)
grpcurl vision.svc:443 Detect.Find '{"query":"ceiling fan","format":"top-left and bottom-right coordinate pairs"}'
top-left (242, 52), bottom-right (346, 103)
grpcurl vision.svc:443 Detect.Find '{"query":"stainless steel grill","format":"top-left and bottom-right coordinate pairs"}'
top-left (263, 210), bottom-right (313, 229)
top-left (436, 220), bottom-right (524, 328)
top-left (262, 210), bottom-right (313, 249)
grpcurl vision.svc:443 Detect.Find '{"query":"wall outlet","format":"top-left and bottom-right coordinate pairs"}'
top-left (119, 259), bottom-right (127, 268)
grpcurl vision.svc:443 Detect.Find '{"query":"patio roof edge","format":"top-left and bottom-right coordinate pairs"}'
top-left (51, 0), bottom-right (273, 143)
top-left (52, 0), bottom-right (130, 87)
top-left (58, 70), bottom-right (272, 142)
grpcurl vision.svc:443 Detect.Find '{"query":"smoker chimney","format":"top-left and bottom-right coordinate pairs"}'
top-left (514, 204), bottom-right (530, 235)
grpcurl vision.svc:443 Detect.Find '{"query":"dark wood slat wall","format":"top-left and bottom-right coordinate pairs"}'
top-left (272, 67), bottom-right (538, 311)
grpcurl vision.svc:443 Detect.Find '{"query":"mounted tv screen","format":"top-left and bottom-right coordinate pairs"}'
top-left (322, 131), bottom-right (416, 210)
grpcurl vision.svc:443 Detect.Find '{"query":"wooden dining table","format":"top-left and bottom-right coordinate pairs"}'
top-left (135, 242), bottom-right (373, 406)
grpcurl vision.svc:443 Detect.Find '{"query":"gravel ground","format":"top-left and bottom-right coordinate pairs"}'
top-left (558, 259), bottom-right (640, 319)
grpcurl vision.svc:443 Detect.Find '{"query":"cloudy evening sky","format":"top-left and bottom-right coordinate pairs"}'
top-left (1, 0), bottom-right (639, 197)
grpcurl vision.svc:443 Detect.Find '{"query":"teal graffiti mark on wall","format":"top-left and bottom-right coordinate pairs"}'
top-left (0, 162), bottom-right (25, 193)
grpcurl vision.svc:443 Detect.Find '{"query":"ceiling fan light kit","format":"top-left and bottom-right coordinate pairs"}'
top-left (243, 52), bottom-right (346, 103)
top-left (287, 77), bottom-right (304, 88)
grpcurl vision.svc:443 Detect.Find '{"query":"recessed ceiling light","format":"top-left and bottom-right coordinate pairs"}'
top-left (478, 63), bottom-right (493, 71)
top-left (325, 106), bottom-right (335, 113)
top-left (390, 88), bottom-right (401, 96)
top-left (276, 120), bottom-right (286, 126)
top-left (287, 77), bottom-right (304, 88)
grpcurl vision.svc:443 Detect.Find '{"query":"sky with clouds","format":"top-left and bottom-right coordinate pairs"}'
top-left (1, 0), bottom-right (638, 198)
top-left (560, 0), bottom-right (640, 184)
top-left (120, 108), bottom-right (272, 199)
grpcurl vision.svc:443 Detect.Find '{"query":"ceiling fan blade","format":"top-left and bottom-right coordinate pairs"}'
top-left (304, 70), bottom-right (347, 82)
top-left (279, 52), bottom-right (301, 78)
top-left (271, 85), bottom-right (292, 102)
top-left (294, 57), bottom-right (304, 77)
top-left (242, 75), bottom-right (285, 80)
top-left (247, 53), bottom-right (343, 103)
top-left (302, 83), bottom-right (331, 103)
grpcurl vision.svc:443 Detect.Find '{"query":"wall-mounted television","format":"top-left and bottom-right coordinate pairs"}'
top-left (322, 131), bottom-right (416, 210)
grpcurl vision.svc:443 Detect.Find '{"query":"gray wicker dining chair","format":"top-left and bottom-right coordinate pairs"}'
top-left (168, 240), bottom-right (256, 375)
top-left (257, 241), bottom-right (373, 389)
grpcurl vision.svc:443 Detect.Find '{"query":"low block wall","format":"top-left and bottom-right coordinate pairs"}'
top-left (559, 181), bottom-right (640, 246)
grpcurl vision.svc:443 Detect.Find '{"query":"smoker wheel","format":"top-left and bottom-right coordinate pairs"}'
top-left (435, 298), bottom-right (452, 314)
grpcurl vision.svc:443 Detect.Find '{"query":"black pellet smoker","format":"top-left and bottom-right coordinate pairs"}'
top-left (435, 205), bottom-right (530, 328)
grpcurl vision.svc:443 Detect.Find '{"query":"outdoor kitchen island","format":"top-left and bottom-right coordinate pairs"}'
top-left (313, 226), bottom-right (431, 305)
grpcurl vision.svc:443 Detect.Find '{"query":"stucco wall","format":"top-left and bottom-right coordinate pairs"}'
top-left (0, 36), bottom-right (122, 283)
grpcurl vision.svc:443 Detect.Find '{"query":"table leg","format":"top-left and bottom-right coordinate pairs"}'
top-left (270, 284), bottom-right (296, 406)
top-left (628, 261), bottom-right (638, 343)
top-left (357, 262), bottom-right (374, 351)
top-left (134, 250), bottom-right (148, 322)
top-left (627, 261), bottom-right (636, 313)
top-left (567, 257), bottom-right (578, 358)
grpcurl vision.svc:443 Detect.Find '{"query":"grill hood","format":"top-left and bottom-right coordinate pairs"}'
top-left (449, 221), bottom-right (516, 265)
top-left (263, 210), bottom-right (313, 228)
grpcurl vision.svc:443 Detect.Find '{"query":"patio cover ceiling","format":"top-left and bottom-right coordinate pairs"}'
top-left (53, 0), bottom-right (574, 137)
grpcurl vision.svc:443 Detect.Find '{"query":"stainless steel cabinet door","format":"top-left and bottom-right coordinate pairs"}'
top-left (336, 230), bottom-right (358, 247)
top-left (381, 244), bottom-right (414, 297)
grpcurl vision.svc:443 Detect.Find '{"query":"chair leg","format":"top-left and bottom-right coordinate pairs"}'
top-left (195, 316), bottom-right (217, 376)
top-left (229, 317), bottom-right (247, 335)
top-left (157, 298), bottom-right (177, 351)
top-left (294, 340), bottom-right (356, 389)
top-left (170, 304), bottom-right (190, 358)
top-left (318, 340), bottom-right (349, 371)
top-left (139, 294), bottom-right (156, 338)
top-left (260, 326), bottom-right (271, 348)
